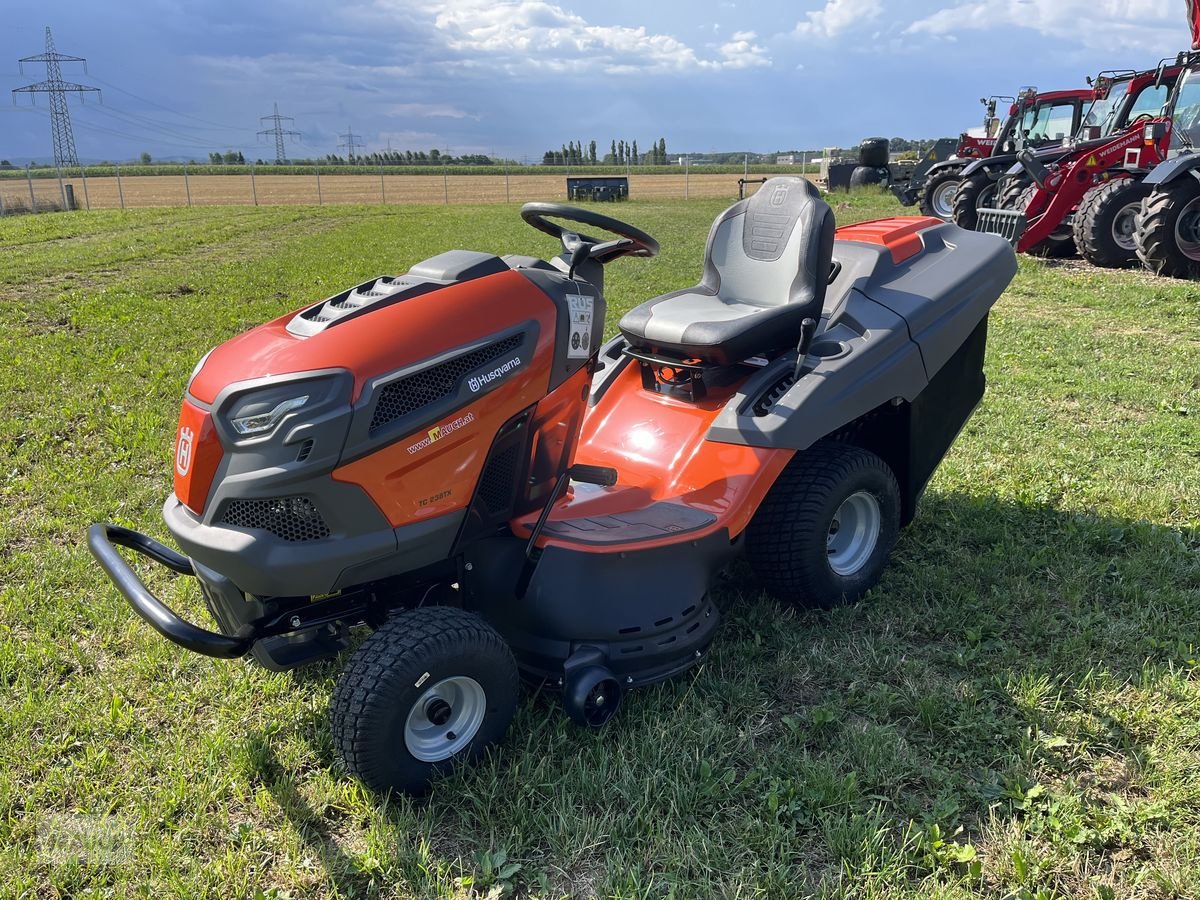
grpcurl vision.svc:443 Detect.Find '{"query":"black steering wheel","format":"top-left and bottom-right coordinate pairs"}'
top-left (520, 202), bottom-right (660, 265)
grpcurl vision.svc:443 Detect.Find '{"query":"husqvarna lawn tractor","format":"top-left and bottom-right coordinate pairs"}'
top-left (90, 177), bottom-right (1016, 795)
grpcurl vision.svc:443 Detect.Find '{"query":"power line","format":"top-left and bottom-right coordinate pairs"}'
top-left (258, 102), bottom-right (300, 164)
top-left (12, 26), bottom-right (101, 168)
top-left (88, 76), bottom-right (246, 132)
top-left (337, 126), bottom-right (364, 162)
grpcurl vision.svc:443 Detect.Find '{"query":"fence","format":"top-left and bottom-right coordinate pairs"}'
top-left (0, 164), bottom-right (810, 214)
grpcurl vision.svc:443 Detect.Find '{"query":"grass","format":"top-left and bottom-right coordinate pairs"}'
top-left (1, 190), bottom-right (1198, 899)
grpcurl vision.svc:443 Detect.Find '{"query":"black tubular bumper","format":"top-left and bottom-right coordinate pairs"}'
top-left (87, 523), bottom-right (254, 659)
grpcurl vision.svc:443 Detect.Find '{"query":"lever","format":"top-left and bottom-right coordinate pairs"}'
top-left (792, 317), bottom-right (818, 382)
top-left (567, 242), bottom-right (592, 280)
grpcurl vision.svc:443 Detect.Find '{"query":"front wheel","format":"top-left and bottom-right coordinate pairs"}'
top-left (920, 169), bottom-right (963, 220)
top-left (1074, 178), bottom-right (1148, 268)
top-left (746, 443), bottom-right (901, 609)
top-left (330, 606), bottom-right (519, 796)
top-left (1135, 177), bottom-right (1200, 278)
top-left (950, 172), bottom-right (997, 230)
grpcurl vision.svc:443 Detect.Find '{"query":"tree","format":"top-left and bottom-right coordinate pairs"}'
top-left (611, 140), bottom-right (617, 165)
top-left (658, 137), bottom-right (667, 164)
top-left (631, 139), bottom-right (639, 166)
top-left (139, 152), bottom-right (152, 165)
top-left (589, 140), bottom-right (597, 164)
top-left (430, 148), bottom-right (441, 162)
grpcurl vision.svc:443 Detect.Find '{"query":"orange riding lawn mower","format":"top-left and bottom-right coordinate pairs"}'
top-left (974, 2), bottom-right (1200, 273)
top-left (90, 179), bottom-right (1017, 796)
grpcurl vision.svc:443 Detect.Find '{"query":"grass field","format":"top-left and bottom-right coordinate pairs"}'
top-left (0, 171), bottom-right (788, 212)
top-left (1, 193), bottom-right (1198, 899)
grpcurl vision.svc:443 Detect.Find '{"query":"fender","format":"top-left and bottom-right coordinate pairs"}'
top-left (1142, 152), bottom-right (1200, 186)
top-left (960, 155), bottom-right (1018, 179)
top-left (922, 158), bottom-right (968, 180)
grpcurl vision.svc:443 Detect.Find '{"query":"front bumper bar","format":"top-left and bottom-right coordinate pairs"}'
top-left (87, 523), bottom-right (254, 658)
top-left (976, 207), bottom-right (1027, 247)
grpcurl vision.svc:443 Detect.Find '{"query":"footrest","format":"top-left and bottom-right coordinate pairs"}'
top-left (533, 502), bottom-right (716, 546)
top-left (976, 207), bottom-right (1027, 247)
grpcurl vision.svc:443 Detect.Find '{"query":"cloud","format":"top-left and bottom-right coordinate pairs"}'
top-left (718, 30), bottom-right (771, 69)
top-left (385, 103), bottom-right (476, 119)
top-left (906, 0), bottom-right (1180, 51)
top-left (427, 0), bottom-right (769, 73)
top-left (794, 0), bottom-right (883, 39)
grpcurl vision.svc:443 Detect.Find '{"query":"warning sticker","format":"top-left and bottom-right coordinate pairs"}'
top-left (567, 292), bottom-right (594, 359)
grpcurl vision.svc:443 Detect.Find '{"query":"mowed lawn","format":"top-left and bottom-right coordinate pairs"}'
top-left (1, 193), bottom-right (1198, 899)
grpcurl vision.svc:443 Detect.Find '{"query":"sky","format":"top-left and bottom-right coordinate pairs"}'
top-left (0, 0), bottom-right (1190, 164)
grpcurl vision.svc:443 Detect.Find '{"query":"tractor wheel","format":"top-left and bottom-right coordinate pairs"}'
top-left (950, 172), bottom-right (998, 230)
top-left (920, 168), bottom-right (964, 220)
top-left (746, 442), bottom-right (900, 610)
top-left (330, 606), bottom-right (518, 796)
top-left (998, 175), bottom-right (1032, 210)
top-left (1074, 178), bottom-right (1149, 268)
top-left (1016, 184), bottom-right (1076, 258)
top-left (850, 165), bottom-right (890, 189)
top-left (1135, 177), bottom-right (1200, 277)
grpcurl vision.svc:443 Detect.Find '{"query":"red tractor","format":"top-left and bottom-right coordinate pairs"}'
top-left (976, 62), bottom-right (1184, 263)
top-left (1134, 8), bottom-right (1200, 276)
top-left (895, 91), bottom-right (1088, 222)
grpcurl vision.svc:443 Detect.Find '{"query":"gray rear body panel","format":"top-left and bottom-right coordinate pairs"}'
top-left (706, 222), bottom-right (1016, 449)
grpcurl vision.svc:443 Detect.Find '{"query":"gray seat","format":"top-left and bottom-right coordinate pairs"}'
top-left (619, 177), bottom-right (835, 366)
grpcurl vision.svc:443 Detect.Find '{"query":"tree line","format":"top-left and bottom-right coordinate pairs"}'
top-left (542, 138), bottom-right (669, 166)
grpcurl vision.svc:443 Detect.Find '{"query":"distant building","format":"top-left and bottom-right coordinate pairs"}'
top-left (777, 154), bottom-right (799, 165)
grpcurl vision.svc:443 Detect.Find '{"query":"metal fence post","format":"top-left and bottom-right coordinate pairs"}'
top-left (250, 164), bottom-right (258, 206)
top-left (79, 164), bottom-right (91, 210)
top-left (684, 156), bottom-right (689, 200)
top-left (183, 163), bottom-right (192, 207)
top-left (504, 162), bottom-right (510, 204)
top-left (443, 162), bottom-right (448, 205)
top-left (116, 164), bottom-right (125, 210)
top-left (27, 164), bottom-right (36, 211)
top-left (315, 163), bottom-right (322, 205)
top-left (0, 192), bottom-right (6, 217)
top-left (55, 165), bottom-right (66, 209)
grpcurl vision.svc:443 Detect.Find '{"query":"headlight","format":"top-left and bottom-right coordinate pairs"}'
top-left (230, 395), bottom-right (310, 435)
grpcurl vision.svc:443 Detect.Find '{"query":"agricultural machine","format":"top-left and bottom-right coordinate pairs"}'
top-left (975, 62), bottom-right (1184, 262)
top-left (894, 90), bottom-right (1088, 223)
top-left (1134, 6), bottom-right (1200, 276)
top-left (89, 178), bottom-right (1017, 795)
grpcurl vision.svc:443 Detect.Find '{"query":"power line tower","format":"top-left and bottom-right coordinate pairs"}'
top-left (13, 27), bottom-right (101, 168)
top-left (257, 102), bottom-right (300, 164)
top-left (337, 127), bottom-right (364, 163)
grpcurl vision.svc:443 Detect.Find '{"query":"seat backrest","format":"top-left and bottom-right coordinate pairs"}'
top-left (700, 176), bottom-right (835, 317)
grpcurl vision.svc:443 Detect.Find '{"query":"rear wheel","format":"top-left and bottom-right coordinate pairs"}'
top-left (1135, 177), bottom-right (1200, 277)
top-left (1017, 184), bottom-right (1076, 258)
top-left (998, 174), bottom-right (1032, 210)
top-left (920, 169), bottom-right (964, 220)
top-left (331, 606), bottom-right (519, 796)
top-left (1074, 178), bottom-right (1148, 268)
top-left (950, 172), bottom-right (998, 230)
top-left (746, 443), bottom-right (900, 609)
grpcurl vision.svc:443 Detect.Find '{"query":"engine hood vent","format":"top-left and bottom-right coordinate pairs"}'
top-left (286, 251), bottom-right (509, 338)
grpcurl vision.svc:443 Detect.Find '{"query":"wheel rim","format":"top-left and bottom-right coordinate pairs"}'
top-left (403, 676), bottom-right (486, 763)
top-left (932, 180), bottom-right (958, 219)
top-left (1112, 201), bottom-right (1141, 251)
top-left (826, 491), bottom-right (882, 577)
top-left (975, 182), bottom-right (997, 211)
top-left (1174, 196), bottom-right (1200, 261)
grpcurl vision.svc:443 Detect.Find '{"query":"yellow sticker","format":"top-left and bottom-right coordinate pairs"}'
top-left (1086, 155), bottom-right (1099, 167)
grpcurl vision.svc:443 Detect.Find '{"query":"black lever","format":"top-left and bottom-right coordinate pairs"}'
top-left (567, 241), bottom-right (592, 280)
top-left (524, 463), bottom-right (619, 560)
top-left (792, 317), bottom-right (818, 382)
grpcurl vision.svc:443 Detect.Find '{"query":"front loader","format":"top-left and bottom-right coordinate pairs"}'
top-left (975, 62), bottom-right (1184, 264)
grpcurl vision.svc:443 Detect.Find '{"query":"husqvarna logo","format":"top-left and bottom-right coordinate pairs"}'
top-left (175, 427), bottom-right (194, 477)
top-left (770, 185), bottom-right (790, 207)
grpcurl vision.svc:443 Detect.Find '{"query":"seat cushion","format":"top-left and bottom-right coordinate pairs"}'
top-left (617, 287), bottom-right (812, 365)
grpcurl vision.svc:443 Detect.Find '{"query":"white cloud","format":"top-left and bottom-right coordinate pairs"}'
top-left (427, 0), bottom-right (769, 73)
top-left (906, 0), bottom-right (1180, 51)
top-left (794, 0), bottom-right (883, 39)
top-left (718, 30), bottom-right (771, 69)
top-left (385, 103), bottom-right (475, 119)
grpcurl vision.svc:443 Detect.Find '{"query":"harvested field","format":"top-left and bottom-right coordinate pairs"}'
top-left (0, 171), bottom-right (794, 212)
